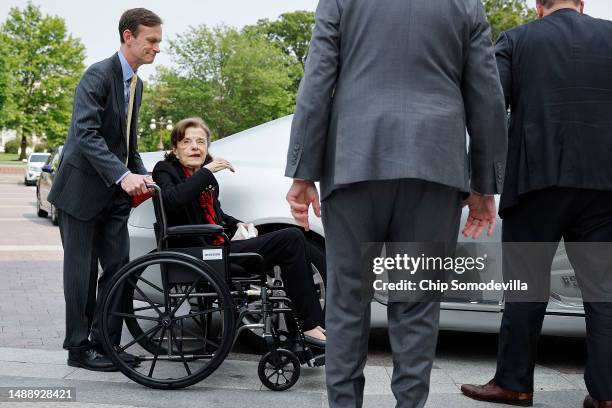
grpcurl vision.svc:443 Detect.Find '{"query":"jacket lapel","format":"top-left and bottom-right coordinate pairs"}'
top-left (111, 53), bottom-right (127, 147)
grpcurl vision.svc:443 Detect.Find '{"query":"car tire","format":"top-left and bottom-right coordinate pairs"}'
top-left (51, 205), bottom-right (59, 226)
top-left (36, 190), bottom-right (48, 218)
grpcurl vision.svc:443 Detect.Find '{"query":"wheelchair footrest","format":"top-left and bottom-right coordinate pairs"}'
top-left (307, 353), bottom-right (325, 367)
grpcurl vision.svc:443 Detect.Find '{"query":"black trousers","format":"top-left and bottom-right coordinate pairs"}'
top-left (495, 187), bottom-right (612, 400)
top-left (58, 189), bottom-right (131, 352)
top-left (230, 228), bottom-right (324, 331)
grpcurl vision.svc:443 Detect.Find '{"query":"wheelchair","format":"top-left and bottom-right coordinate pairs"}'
top-left (99, 184), bottom-right (325, 390)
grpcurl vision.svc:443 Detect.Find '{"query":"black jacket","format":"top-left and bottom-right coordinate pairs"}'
top-left (495, 9), bottom-right (612, 215)
top-left (49, 53), bottom-right (147, 221)
top-left (152, 160), bottom-right (242, 247)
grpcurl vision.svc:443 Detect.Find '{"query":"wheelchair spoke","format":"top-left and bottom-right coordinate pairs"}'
top-left (148, 327), bottom-right (166, 378)
top-left (170, 277), bottom-right (203, 317)
top-left (136, 275), bottom-right (164, 293)
top-left (182, 326), bottom-right (220, 350)
top-left (132, 304), bottom-right (160, 312)
top-left (169, 327), bottom-right (191, 376)
top-left (110, 311), bottom-right (160, 322)
top-left (174, 307), bottom-right (222, 321)
top-left (119, 324), bottom-right (161, 353)
top-left (128, 279), bottom-right (164, 317)
top-left (281, 373), bottom-right (290, 383)
top-left (266, 372), bottom-right (276, 381)
top-left (185, 326), bottom-right (221, 350)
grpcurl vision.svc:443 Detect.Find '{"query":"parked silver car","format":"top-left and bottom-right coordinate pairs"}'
top-left (128, 115), bottom-right (585, 337)
top-left (36, 146), bottom-right (62, 225)
top-left (24, 152), bottom-right (50, 186)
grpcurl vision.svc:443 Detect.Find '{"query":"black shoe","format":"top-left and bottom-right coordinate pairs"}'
top-left (67, 349), bottom-right (118, 372)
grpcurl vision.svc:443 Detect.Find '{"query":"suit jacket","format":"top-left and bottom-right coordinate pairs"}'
top-left (48, 53), bottom-right (147, 221)
top-left (285, 0), bottom-right (508, 200)
top-left (495, 9), bottom-right (612, 215)
top-left (152, 160), bottom-right (242, 247)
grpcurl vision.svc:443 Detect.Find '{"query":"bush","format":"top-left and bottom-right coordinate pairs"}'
top-left (34, 143), bottom-right (47, 153)
top-left (3, 138), bottom-right (20, 154)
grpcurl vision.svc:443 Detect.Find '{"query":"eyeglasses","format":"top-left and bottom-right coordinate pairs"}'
top-left (178, 138), bottom-right (207, 147)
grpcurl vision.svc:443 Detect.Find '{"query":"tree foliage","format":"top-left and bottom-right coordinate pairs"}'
top-left (484, 0), bottom-right (537, 41)
top-left (138, 25), bottom-right (296, 150)
top-left (0, 2), bottom-right (85, 157)
top-left (0, 34), bottom-right (12, 127)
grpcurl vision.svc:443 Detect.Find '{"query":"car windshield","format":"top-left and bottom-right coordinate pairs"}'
top-left (29, 154), bottom-right (49, 163)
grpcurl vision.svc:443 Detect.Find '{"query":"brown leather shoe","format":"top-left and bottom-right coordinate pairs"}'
top-left (461, 379), bottom-right (533, 406)
top-left (584, 395), bottom-right (612, 408)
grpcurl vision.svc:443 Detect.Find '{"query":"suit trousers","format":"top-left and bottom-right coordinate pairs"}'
top-left (58, 188), bottom-right (131, 352)
top-left (321, 179), bottom-right (463, 408)
top-left (230, 228), bottom-right (324, 331)
top-left (494, 187), bottom-right (612, 400)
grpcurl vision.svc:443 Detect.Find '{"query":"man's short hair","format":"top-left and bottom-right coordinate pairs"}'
top-left (118, 8), bottom-right (162, 43)
top-left (535, 0), bottom-right (581, 8)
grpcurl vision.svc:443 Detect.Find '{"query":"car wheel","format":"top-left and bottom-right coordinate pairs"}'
top-left (51, 205), bottom-right (59, 226)
top-left (241, 236), bottom-right (326, 346)
top-left (36, 190), bottom-right (48, 218)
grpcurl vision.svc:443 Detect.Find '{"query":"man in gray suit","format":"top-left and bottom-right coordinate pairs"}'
top-left (49, 8), bottom-right (161, 371)
top-left (285, 0), bottom-right (507, 406)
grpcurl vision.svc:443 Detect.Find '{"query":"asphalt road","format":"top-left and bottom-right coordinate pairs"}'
top-left (0, 169), bottom-right (591, 407)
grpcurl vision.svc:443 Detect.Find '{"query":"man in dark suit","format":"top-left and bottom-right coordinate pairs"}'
top-left (48, 8), bottom-right (162, 371)
top-left (284, 0), bottom-right (508, 406)
top-left (461, 1), bottom-right (612, 407)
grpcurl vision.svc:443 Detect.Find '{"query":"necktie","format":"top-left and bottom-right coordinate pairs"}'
top-left (125, 74), bottom-right (138, 166)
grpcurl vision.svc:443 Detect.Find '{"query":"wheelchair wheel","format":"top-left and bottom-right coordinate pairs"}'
top-left (100, 251), bottom-right (236, 389)
top-left (258, 349), bottom-right (300, 391)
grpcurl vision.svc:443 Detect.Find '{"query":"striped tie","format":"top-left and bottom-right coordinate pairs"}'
top-left (125, 74), bottom-right (138, 166)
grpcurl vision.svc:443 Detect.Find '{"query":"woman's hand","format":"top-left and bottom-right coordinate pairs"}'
top-left (205, 157), bottom-right (235, 173)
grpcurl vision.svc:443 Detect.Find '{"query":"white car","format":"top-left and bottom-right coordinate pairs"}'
top-left (24, 152), bottom-right (51, 186)
top-left (128, 115), bottom-right (586, 337)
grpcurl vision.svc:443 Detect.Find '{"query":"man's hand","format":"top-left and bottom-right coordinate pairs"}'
top-left (120, 173), bottom-right (150, 196)
top-left (205, 157), bottom-right (235, 173)
top-left (286, 180), bottom-right (321, 232)
top-left (462, 193), bottom-right (498, 239)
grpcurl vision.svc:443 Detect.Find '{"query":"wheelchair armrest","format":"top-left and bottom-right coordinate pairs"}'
top-left (166, 224), bottom-right (224, 236)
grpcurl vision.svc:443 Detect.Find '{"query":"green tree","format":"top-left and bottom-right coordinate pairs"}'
top-left (1, 3), bottom-right (85, 158)
top-left (484, 0), bottom-right (537, 41)
top-left (249, 11), bottom-right (315, 70)
top-left (245, 11), bottom-right (314, 94)
top-left (139, 25), bottom-right (295, 149)
top-left (0, 33), bottom-right (14, 128)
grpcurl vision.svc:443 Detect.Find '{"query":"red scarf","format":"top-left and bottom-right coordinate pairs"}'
top-left (183, 167), bottom-right (224, 245)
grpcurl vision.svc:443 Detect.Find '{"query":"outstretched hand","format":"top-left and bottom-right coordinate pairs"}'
top-left (462, 193), bottom-right (498, 239)
top-left (286, 180), bottom-right (321, 231)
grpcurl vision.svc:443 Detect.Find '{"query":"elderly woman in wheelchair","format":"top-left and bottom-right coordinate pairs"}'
top-left (97, 117), bottom-right (326, 391)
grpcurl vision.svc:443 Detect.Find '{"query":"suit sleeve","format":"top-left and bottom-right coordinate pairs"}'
top-left (461, 0), bottom-right (508, 195)
top-left (494, 32), bottom-right (513, 110)
top-left (284, 0), bottom-right (342, 181)
top-left (217, 198), bottom-right (242, 231)
top-left (152, 162), bottom-right (216, 212)
top-left (72, 67), bottom-right (130, 187)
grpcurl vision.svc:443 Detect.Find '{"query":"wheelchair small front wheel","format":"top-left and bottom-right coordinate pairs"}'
top-left (258, 349), bottom-right (300, 391)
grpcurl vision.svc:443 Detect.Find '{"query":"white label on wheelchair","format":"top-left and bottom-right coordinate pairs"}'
top-left (202, 249), bottom-right (223, 260)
